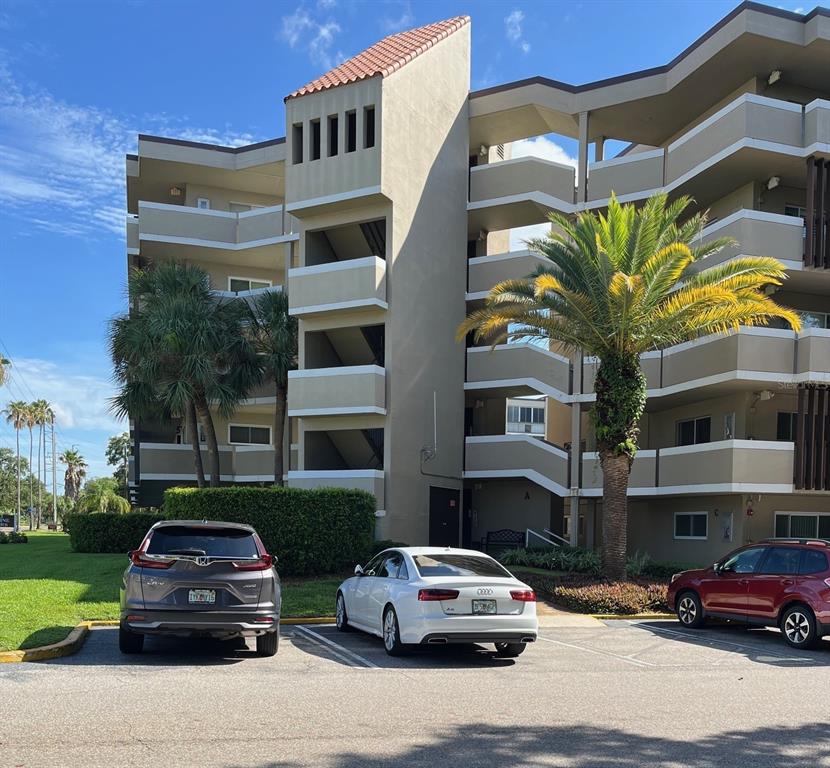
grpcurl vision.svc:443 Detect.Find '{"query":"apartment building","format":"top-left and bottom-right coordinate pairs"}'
top-left (126, 2), bottom-right (830, 564)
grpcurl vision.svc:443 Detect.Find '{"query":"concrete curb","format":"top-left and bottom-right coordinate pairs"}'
top-left (592, 613), bottom-right (675, 620)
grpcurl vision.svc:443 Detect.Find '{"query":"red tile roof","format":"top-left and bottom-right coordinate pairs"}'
top-left (286, 16), bottom-right (470, 101)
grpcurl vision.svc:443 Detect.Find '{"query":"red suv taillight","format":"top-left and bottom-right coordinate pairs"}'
top-left (510, 590), bottom-right (536, 602)
top-left (418, 589), bottom-right (459, 601)
top-left (233, 554), bottom-right (274, 571)
top-left (130, 550), bottom-right (173, 569)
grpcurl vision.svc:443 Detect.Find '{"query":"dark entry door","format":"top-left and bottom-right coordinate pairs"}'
top-left (429, 486), bottom-right (460, 547)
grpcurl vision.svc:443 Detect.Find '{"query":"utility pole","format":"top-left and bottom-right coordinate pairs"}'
top-left (51, 418), bottom-right (57, 526)
top-left (123, 442), bottom-right (129, 503)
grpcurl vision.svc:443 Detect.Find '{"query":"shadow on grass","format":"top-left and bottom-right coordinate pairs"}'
top-left (231, 722), bottom-right (829, 768)
top-left (18, 626), bottom-right (76, 650)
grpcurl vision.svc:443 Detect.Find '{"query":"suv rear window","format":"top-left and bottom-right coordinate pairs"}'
top-left (147, 526), bottom-right (258, 558)
top-left (800, 549), bottom-right (829, 575)
top-left (413, 554), bottom-right (511, 578)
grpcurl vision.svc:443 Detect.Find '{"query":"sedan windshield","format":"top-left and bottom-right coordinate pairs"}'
top-left (413, 554), bottom-right (511, 578)
top-left (146, 526), bottom-right (258, 558)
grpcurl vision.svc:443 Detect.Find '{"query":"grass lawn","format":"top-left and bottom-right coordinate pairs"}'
top-left (0, 531), bottom-right (341, 652)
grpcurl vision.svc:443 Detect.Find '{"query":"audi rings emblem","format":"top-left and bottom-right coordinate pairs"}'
top-left (477, 587), bottom-right (494, 596)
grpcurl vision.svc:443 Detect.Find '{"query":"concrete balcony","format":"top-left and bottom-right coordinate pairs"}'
top-left (805, 99), bottom-right (830, 150)
top-left (126, 215), bottom-right (139, 254)
top-left (288, 256), bottom-right (387, 317)
top-left (137, 201), bottom-right (296, 251)
top-left (287, 365), bottom-right (386, 417)
top-left (467, 250), bottom-right (550, 299)
top-left (466, 343), bottom-right (572, 401)
top-left (138, 443), bottom-right (276, 482)
top-left (587, 149), bottom-right (665, 203)
top-left (286, 470), bottom-right (385, 510)
top-left (468, 157), bottom-right (576, 232)
top-left (581, 328), bottom-right (829, 401)
top-left (582, 440), bottom-right (795, 496)
top-left (692, 210), bottom-right (805, 272)
top-left (464, 434), bottom-right (570, 495)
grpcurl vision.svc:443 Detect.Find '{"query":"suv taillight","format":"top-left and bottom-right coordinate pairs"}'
top-left (510, 590), bottom-right (536, 602)
top-left (130, 550), bottom-right (173, 569)
top-left (233, 554), bottom-right (274, 571)
top-left (418, 589), bottom-right (459, 601)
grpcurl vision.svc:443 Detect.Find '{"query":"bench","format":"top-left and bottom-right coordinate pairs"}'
top-left (482, 528), bottom-right (524, 558)
top-left (47, 524), bottom-right (58, 531)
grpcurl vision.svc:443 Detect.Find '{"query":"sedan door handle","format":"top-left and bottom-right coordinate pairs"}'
top-left (782, 579), bottom-right (794, 586)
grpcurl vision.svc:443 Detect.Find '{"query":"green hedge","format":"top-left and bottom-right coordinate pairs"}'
top-left (65, 513), bottom-right (164, 554)
top-left (163, 486), bottom-right (375, 576)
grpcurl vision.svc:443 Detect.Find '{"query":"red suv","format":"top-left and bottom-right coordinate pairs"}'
top-left (667, 539), bottom-right (830, 649)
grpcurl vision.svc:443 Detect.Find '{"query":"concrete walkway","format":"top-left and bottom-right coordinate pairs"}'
top-left (536, 600), bottom-right (603, 628)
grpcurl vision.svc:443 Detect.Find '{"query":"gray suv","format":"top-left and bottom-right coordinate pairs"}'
top-left (120, 520), bottom-right (281, 656)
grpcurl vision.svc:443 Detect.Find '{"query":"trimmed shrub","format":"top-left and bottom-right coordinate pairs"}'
top-left (0, 532), bottom-right (7, 544)
top-left (163, 486), bottom-right (375, 576)
top-left (8, 531), bottom-right (28, 544)
top-left (65, 513), bottom-right (165, 554)
top-left (367, 539), bottom-right (409, 559)
top-left (520, 572), bottom-right (669, 615)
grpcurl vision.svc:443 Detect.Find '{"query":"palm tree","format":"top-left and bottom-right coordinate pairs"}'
top-left (109, 262), bottom-right (261, 487)
top-left (3, 400), bottom-right (28, 532)
top-left (59, 448), bottom-right (87, 504)
top-left (248, 290), bottom-right (298, 485)
top-left (23, 402), bottom-right (36, 530)
top-left (458, 193), bottom-right (801, 580)
top-left (31, 399), bottom-right (50, 528)
top-left (78, 477), bottom-right (130, 514)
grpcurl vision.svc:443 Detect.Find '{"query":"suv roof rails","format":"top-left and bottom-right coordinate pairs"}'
top-left (758, 538), bottom-right (830, 547)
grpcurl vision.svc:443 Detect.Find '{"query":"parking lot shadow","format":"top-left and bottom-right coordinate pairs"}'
top-left (240, 722), bottom-right (829, 768)
top-left (40, 629), bottom-right (250, 667)
top-left (633, 620), bottom-right (830, 667)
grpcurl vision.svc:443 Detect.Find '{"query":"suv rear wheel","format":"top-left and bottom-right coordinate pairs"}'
top-left (781, 605), bottom-right (818, 649)
top-left (118, 624), bottom-right (144, 654)
top-left (256, 629), bottom-right (279, 657)
top-left (676, 591), bottom-right (705, 629)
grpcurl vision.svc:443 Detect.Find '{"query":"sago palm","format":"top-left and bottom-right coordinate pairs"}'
top-left (248, 289), bottom-right (298, 485)
top-left (458, 193), bottom-right (801, 580)
top-left (3, 400), bottom-right (28, 531)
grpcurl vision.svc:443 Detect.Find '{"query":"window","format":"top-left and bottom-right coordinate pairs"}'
top-left (292, 123), bottom-right (303, 164)
top-left (147, 525), bottom-right (258, 558)
top-left (506, 403), bottom-right (545, 435)
top-left (676, 416), bottom-right (711, 446)
top-left (328, 114), bottom-right (338, 156)
top-left (799, 550), bottom-right (829, 575)
top-left (798, 310), bottom-right (830, 329)
top-left (346, 110), bottom-right (356, 153)
top-left (196, 198), bottom-right (210, 209)
top-left (228, 424), bottom-right (271, 445)
top-left (228, 277), bottom-right (272, 293)
top-left (775, 513), bottom-right (830, 539)
top-left (720, 546), bottom-right (766, 574)
top-left (674, 512), bottom-right (708, 540)
top-left (378, 552), bottom-right (403, 579)
top-left (361, 553), bottom-right (384, 576)
top-left (758, 546), bottom-right (801, 575)
top-left (310, 119), bottom-right (321, 161)
top-left (397, 558), bottom-right (409, 580)
top-left (413, 554), bottom-right (511, 578)
top-left (364, 106), bottom-right (375, 148)
top-left (784, 204), bottom-right (806, 220)
top-left (776, 411), bottom-right (798, 441)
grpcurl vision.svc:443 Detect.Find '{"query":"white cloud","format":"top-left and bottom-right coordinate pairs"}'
top-left (0, 60), bottom-right (265, 240)
top-left (508, 136), bottom-right (576, 250)
top-left (281, 5), bottom-right (343, 70)
top-left (511, 135), bottom-right (578, 169)
top-left (504, 9), bottom-right (530, 54)
top-left (380, 2), bottom-right (414, 33)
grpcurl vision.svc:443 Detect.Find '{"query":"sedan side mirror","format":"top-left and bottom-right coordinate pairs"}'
top-left (354, 564), bottom-right (364, 576)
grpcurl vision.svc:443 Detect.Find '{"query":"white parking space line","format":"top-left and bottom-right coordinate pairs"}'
top-left (536, 634), bottom-right (656, 667)
top-left (627, 622), bottom-right (816, 663)
top-left (292, 625), bottom-right (381, 669)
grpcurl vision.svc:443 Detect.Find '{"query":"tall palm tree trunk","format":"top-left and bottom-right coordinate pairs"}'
top-left (15, 429), bottom-right (20, 533)
top-left (194, 395), bottom-right (221, 487)
top-left (273, 384), bottom-right (287, 486)
top-left (598, 451), bottom-right (630, 580)
top-left (27, 426), bottom-right (33, 530)
top-left (37, 423), bottom-right (43, 529)
top-left (185, 400), bottom-right (206, 488)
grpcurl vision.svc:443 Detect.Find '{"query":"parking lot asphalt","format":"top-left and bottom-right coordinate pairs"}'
top-left (1, 621), bottom-right (828, 768)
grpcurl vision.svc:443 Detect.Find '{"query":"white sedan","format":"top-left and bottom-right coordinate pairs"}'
top-left (335, 547), bottom-right (538, 657)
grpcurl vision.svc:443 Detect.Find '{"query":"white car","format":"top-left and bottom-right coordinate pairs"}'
top-left (335, 547), bottom-right (538, 657)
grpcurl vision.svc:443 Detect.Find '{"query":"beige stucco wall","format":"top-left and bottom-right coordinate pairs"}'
top-left (289, 258), bottom-right (386, 312)
top-left (184, 184), bottom-right (280, 210)
top-left (469, 479), bottom-right (556, 545)
top-left (287, 368), bottom-right (385, 414)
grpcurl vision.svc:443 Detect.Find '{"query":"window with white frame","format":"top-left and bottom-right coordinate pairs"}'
top-left (676, 416), bottom-right (711, 446)
top-left (674, 512), bottom-right (708, 540)
top-left (775, 512), bottom-right (830, 539)
top-left (228, 277), bottom-right (272, 293)
top-left (797, 310), bottom-right (830, 329)
top-left (506, 402), bottom-right (545, 435)
top-left (228, 424), bottom-right (271, 445)
top-left (196, 198), bottom-right (210, 209)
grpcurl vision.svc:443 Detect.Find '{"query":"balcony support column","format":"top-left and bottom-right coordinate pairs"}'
top-left (569, 353), bottom-right (583, 547)
top-left (578, 111), bottom-right (590, 204)
top-left (594, 136), bottom-right (605, 163)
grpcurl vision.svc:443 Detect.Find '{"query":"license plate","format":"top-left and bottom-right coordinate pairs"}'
top-left (472, 599), bottom-right (496, 615)
top-left (188, 589), bottom-right (216, 605)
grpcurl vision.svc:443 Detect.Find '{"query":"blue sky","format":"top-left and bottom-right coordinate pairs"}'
top-left (0, 0), bottom-right (811, 478)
